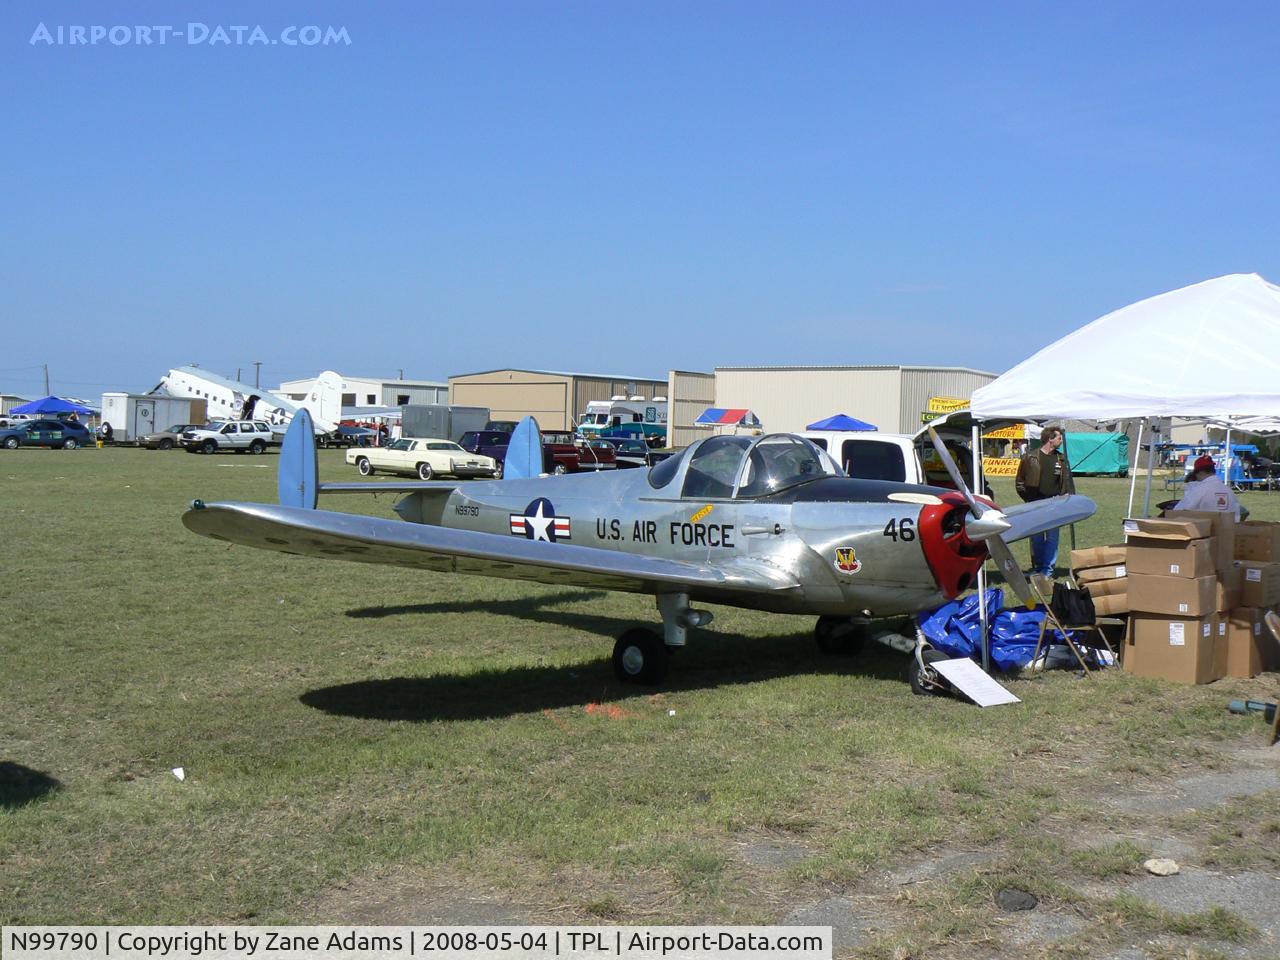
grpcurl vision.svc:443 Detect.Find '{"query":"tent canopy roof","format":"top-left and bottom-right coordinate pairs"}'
top-left (805, 413), bottom-right (877, 431)
top-left (971, 273), bottom-right (1280, 422)
top-left (10, 395), bottom-right (96, 415)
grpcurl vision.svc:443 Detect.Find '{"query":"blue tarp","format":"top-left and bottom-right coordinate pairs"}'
top-left (805, 413), bottom-right (878, 431)
top-left (916, 588), bottom-right (1086, 671)
top-left (10, 395), bottom-right (96, 415)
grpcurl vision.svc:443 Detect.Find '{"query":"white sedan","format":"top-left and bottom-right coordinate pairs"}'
top-left (346, 438), bottom-right (498, 480)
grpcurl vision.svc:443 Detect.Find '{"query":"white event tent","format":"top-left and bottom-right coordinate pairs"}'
top-left (971, 272), bottom-right (1280, 516)
top-left (971, 273), bottom-right (1280, 421)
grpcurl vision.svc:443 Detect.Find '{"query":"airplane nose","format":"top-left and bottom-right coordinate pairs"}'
top-left (964, 508), bottom-right (1012, 541)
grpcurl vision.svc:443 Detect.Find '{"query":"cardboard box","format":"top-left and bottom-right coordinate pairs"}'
top-left (1221, 608), bottom-right (1265, 678)
top-left (1169, 509), bottom-right (1236, 572)
top-left (1239, 561), bottom-right (1280, 607)
top-left (1079, 564), bottom-right (1127, 584)
top-left (1125, 613), bottom-right (1219, 684)
top-left (1092, 592), bottom-right (1129, 616)
top-left (1070, 544), bottom-right (1127, 571)
top-left (1127, 573), bottom-right (1218, 616)
top-left (1216, 566), bottom-right (1242, 612)
top-left (1087, 576), bottom-right (1127, 598)
top-left (1126, 538), bottom-right (1215, 579)
top-left (1233, 521), bottom-right (1280, 561)
top-left (1124, 516), bottom-right (1213, 541)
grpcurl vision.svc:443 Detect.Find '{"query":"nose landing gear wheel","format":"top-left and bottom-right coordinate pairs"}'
top-left (612, 628), bottom-right (668, 685)
top-left (909, 648), bottom-right (951, 697)
top-left (814, 615), bottom-right (867, 655)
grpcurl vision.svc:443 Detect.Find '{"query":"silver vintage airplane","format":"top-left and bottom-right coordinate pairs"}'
top-left (183, 414), bottom-right (1095, 689)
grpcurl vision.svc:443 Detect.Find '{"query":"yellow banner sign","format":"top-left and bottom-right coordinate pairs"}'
top-left (983, 457), bottom-right (1021, 477)
top-left (983, 425), bottom-right (1026, 441)
top-left (927, 396), bottom-right (970, 414)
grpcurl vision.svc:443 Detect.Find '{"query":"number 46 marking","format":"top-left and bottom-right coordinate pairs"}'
top-left (883, 517), bottom-right (916, 542)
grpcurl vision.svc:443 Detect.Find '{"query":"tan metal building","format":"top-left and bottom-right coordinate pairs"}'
top-left (708, 365), bottom-right (999, 436)
top-left (448, 369), bottom-right (667, 431)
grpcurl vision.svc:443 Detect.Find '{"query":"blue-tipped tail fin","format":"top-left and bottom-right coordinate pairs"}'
top-left (279, 409), bottom-right (319, 509)
top-left (504, 416), bottom-right (543, 480)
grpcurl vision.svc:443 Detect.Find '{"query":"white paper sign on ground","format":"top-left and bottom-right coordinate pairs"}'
top-left (932, 658), bottom-right (1021, 707)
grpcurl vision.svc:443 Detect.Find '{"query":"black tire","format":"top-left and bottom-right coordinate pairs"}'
top-left (417, 462), bottom-right (434, 481)
top-left (612, 628), bottom-right (668, 685)
top-left (201, 439), bottom-right (217, 454)
top-left (356, 457), bottom-right (373, 476)
top-left (814, 615), bottom-right (866, 655)
top-left (553, 463), bottom-right (568, 475)
top-left (63, 438), bottom-right (79, 450)
top-left (494, 461), bottom-right (504, 480)
top-left (249, 440), bottom-right (266, 455)
top-left (158, 438), bottom-right (174, 451)
top-left (4, 436), bottom-right (19, 449)
top-left (909, 648), bottom-right (952, 697)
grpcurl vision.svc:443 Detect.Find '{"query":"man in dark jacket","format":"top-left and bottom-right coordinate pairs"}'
top-left (1015, 425), bottom-right (1075, 577)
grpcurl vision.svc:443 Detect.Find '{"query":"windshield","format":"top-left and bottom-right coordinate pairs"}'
top-left (388, 439), bottom-right (414, 451)
top-left (678, 434), bottom-right (840, 499)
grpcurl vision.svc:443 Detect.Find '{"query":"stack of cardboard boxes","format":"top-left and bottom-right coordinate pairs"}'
top-left (1072, 544), bottom-right (1129, 616)
top-left (1123, 511), bottom-right (1280, 684)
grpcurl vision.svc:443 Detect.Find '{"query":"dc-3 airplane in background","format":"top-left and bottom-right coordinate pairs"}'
top-left (183, 413), bottom-right (1096, 690)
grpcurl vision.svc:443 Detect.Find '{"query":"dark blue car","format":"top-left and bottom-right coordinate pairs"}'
top-left (0, 418), bottom-right (93, 450)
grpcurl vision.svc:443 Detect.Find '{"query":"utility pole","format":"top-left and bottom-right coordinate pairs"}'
top-left (399, 369), bottom-right (404, 380)
top-left (236, 367), bottom-right (242, 382)
top-left (253, 361), bottom-right (262, 389)
top-left (43, 364), bottom-right (49, 395)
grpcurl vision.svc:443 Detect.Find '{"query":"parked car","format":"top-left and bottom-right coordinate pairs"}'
top-left (599, 437), bottom-right (654, 469)
top-left (540, 432), bottom-right (618, 473)
top-left (180, 420), bottom-right (276, 454)
top-left (319, 425), bottom-right (378, 448)
top-left (0, 418), bottom-right (93, 450)
top-left (139, 423), bottom-right (204, 450)
top-left (460, 429), bottom-right (513, 476)
top-left (346, 437), bottom-right (498, 480)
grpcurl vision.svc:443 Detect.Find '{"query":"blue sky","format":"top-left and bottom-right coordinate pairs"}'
top-left (3, 1), bottom-right (1278, 398)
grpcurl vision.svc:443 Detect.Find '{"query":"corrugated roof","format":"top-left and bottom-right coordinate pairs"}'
top-left (449, 368), bottom-right (667, 381)
top-left (713, 364), bottom-right (998, 377)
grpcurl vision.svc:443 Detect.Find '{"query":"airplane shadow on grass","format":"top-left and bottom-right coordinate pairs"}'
top-left (0, 762), bottom-right (62, 810)
top-left (305, 593), bottom-right (914, 722)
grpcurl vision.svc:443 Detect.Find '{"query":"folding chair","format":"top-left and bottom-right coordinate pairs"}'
top-left (1028, 576), bottom-right (1120, 673)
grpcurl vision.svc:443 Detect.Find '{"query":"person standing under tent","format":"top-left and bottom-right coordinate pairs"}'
top-left (1173, 455), bottom-right (1243, 520)
top-left (1015, 425), bottom-right (1075, 578)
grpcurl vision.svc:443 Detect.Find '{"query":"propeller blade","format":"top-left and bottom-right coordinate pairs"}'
top-left (926, 426), bottom-right (983, 518)
top-left (989, 535), bottom-right (1039, 609)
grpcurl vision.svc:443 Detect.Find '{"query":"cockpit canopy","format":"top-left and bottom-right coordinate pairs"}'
top-left (648, 433), bottom-right (843, 499)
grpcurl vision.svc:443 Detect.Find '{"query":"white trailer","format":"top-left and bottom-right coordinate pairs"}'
top-left (101, 393), bottom-right (207, 443)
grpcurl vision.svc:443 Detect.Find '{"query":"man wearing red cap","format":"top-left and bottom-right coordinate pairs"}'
top-left (1173, 454), bottom-right (1242, 519)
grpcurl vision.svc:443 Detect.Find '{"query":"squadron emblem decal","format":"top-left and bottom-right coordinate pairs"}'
top-left (833, 546), bottom-right (861, 574)
top-left (510, 498), bottom-right (571, 542)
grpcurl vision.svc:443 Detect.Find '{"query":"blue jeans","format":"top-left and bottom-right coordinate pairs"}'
top-left (1030, 527), bottom-right (1060, 577)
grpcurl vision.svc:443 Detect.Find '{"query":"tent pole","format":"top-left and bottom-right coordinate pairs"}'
top-left (973, 423), bottom-right (989, 674)
top-left (1126, 418), bottom-right (1146, 520)
top-left (1224, 426), bottom-right (1233, 488)
top-left (1141, 420), bottom-right (1158, 518)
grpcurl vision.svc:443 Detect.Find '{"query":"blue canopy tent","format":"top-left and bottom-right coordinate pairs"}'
top-left (10, 395), bottom-right (96, 416)
top-left (805, 413), bottom-right (877, 431)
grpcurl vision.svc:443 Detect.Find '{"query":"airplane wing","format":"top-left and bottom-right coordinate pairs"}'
top-left (183, 501), bottom-right (801, 595)
top-left (999, 494), bottom-right (1096, 543)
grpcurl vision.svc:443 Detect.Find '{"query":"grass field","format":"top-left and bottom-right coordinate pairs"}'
top-left (3, 447), bottom-right (1279, 956)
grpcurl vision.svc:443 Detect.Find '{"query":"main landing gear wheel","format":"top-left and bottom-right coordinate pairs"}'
top-left (612, 628), bottom-right (668, 685)
top-left (909, 648), bottom-right (951, 697)
top-left (814, 615), bottom-right (866, 655)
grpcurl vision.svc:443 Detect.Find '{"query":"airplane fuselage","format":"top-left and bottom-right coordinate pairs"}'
top-left (393, 468), bottom-right (983, 617)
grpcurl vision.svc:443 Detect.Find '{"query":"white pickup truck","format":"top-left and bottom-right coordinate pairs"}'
top-left (800, 417), bottom-right (993, 495)
top-left (181, 420), bottom-right (277, 455)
